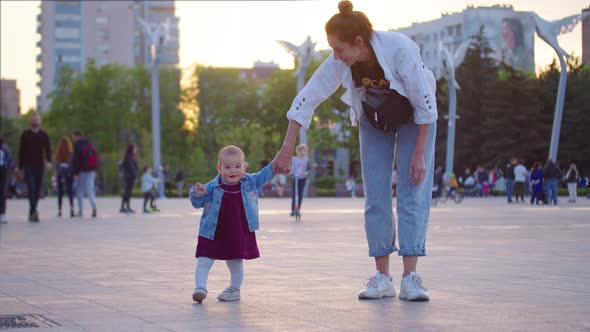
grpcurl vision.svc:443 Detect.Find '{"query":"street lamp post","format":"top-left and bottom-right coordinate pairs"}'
top-left (277, 36), bottom-right (316, 145)
top-left (529, 12), bottom-right (584, 161)
top-left (137, 18), bottom-right (169, 198)
top-left (436, 41), bottom-right (469, 178)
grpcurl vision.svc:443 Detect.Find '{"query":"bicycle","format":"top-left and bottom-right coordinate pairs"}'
top-left (438, 186), bottom-right (464, 203)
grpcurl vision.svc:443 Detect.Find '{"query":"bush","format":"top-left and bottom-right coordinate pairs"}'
top-left (314, 176), bottom-right (341, 190)
top-left (316, 188), bottom-right (336, 197)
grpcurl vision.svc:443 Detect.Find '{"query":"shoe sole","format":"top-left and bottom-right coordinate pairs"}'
top-left (192, 292), bottom-right (207, 303)
top-left (358, 290), bottom-right (396, 300)
top-left (217, 296), bottom-right (240, 301)
top-left (399, 292), bottom-right (429, 301)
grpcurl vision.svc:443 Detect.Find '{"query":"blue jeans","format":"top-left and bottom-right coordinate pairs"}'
top-left (24, 167), bottom-right (44, 215)
top-left (360, 115), bottom-right (436, 257)
top-left (545, 179), bottom-right (558, 204)
top-left (76, 171), bottom-right (96, 213)
top-left (505, 179), bottom-right (515, 202)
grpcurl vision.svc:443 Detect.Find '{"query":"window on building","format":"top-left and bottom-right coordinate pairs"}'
top-left (55, 13), bottom-right (81, 21)
top-left (56, 27), bottom-right (80, 39)
top-left (96, 44), bottom-right (110, 55)
top-left (97, 29), bottom-right (110, 41)
top-left (447, 26), bottom-right (454, 36)
top-left (97, 2), bottom-right (110, 12)
top-left (56, 1), bottom-right (80, 7)
top-left (96, 16), bottom-right (109, 25)
top-left (56, 41), bottom-right (81, 49)
top-left (62, 55), bottom-right (81, 63)
top-left (96, 57), bottom-right (110, 66)
top-left (456, 24), bottom-right (462, 35)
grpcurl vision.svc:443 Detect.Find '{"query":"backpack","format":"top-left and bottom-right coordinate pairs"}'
top-left (81, 143), bottom-right (99, 170)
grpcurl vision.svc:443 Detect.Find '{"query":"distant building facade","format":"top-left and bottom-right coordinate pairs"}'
top-left (36, 0), bottom-right (179, 112)
top-left (0, 79), bottom-right (21, 118)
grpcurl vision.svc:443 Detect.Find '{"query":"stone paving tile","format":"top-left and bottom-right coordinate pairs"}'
top-left (0, 197), bottom-right (589, 331)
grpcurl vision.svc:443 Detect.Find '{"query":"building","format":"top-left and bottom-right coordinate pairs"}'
top-left (393, 4), bottom-right (536, 73)
top-left (583, 7), bottom-right (590, 65)
top-left (36, 0), bottom-right (180, 113)
top-left (0, 79), bottom-right (21, 118)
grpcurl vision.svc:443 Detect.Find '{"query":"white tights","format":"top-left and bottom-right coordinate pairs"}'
top-left (195, 257), bottom-right (244, 290)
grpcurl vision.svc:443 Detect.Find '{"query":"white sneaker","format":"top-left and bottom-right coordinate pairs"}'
top-left (192, 288), bottom-right (207, 303)
top-left (217, 287), bottom-right (240, 301)
top-left (358, 272), bottom-right (396, 299)
top-left (399, 272), bottom-right (429, 301)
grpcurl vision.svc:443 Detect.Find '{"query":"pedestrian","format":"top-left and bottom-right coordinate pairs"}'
top-left (529, 161), bottom-right (544, 205)
top-left (17, 112), bottom-right (52, 222)
top-left (71, 129), bottom-right (98, 217)
top-left (346, 175), bottom-right (357, 198)
top-left (273, 0), bottom-right (437, 301)
top-left (189, 145), bottom-right (275, 303)
top-left (120, 144), bottom-right (138, 213)
top-left (141, 166), bottom-right (160, 213)
top-left (175, 166), bottom-right (185, 198)
top-left (542, 159), bottom-right (560, 205)
top-left (273, 173), bottom-right (286, 197)
top-left (55, 136), bottom-right (75, 217)
top-left (514, 160), bottom-right (527, 203)
top-left (0, 136), bottom-right (16, 224)
top-left (565, 163), bottom-right (579, 203)
top-left (290, 144), bottom-right (309, 216)
top-left (505, 158), bottom-right (517, 203)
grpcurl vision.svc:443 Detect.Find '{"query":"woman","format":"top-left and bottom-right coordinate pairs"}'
top-left (55, 136), bottom-right (74, 217)
top-left (273, 1), bottom-right (437, 301)
top-left (120, 144), bottom-right (138, 213)
top-left (529, 161), bottom-right (544, 205)
top-left (566, 163), bottom-right (579, 203)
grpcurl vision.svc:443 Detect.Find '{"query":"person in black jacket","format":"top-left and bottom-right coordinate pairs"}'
top-left (120, 144), bottom-right (138, 213)
top-left (17, 112), bottom-right (52, 222)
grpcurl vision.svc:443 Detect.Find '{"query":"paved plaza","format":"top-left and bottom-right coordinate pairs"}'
top-left (0, 196), bottom-right (589, 331)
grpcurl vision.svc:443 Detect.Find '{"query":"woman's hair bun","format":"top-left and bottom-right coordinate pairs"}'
top-left (338, 1), bottom-right (353, 15)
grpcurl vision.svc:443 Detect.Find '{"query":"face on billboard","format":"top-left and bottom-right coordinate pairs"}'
top-left (465, 10), bottom-right (535, 72)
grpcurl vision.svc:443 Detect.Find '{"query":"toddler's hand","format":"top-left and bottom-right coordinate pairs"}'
top-left (194, 182), bottom-right (207, 195)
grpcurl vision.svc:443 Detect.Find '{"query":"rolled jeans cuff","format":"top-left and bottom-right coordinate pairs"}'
top-left (369, 246), bottom-right (397, 257)
top-left (398, 248), bottom-right (426, 257)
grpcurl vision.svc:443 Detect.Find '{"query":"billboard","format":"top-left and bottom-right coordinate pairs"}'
top-left (464, 9), bottom-right (535, 72)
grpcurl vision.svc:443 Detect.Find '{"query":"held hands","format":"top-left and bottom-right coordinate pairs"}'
top-left (193, 182), bottom-right (207, 195)
top-left (272, 147), bottom-right (293, 175)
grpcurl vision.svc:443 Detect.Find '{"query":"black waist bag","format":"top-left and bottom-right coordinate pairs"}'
top-left (362, 88), bottom-right (413, 132)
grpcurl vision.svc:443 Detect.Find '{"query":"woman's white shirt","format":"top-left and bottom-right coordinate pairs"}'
top-left (286, 30), bottom-right (438, 129)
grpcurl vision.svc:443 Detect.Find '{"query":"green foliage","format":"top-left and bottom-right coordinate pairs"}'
top-left (313, 175), bottom-right (341, 189)
top-left (437, 25), bottom-right (589, 177)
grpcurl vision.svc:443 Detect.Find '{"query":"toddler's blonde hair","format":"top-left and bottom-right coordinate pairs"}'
top-left (217, 145), bottom-right (245, 167)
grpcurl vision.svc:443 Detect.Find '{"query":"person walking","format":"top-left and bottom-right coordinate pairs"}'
top-left (514, 160), bottom-right (527, 203)
top-left (273, 0), bottom-right (437, 301)
top-left (120, 144), bottom-right (138, 213)
top-left (55, 136), bottom-right (75, 217)
top-left (505, 158), bottom-right (517, 203)
top-left (529, 161), bottom-right (544, 205)
top-left (17, 112), bottom-right (52, 222)
top-left (71, 129), bottom-right (98, 217)
top-left (543, 159), bottom-right (560, 205)
top-left (565, 163), bottom-right (579, 203)
top-left (0, 137), bottom-right (16, 224)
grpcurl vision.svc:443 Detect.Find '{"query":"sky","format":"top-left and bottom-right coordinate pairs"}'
top-left (0, 0), bottom-right (587, 113)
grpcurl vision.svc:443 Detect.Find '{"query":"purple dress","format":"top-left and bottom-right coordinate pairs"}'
top-left (195, 181), bottom-right (260, 260)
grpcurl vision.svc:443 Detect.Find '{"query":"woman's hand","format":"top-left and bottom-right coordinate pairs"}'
top-left (409, 152), bottom-right (426, 186)
top-left (273, 146), bottom-right (293, 175)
